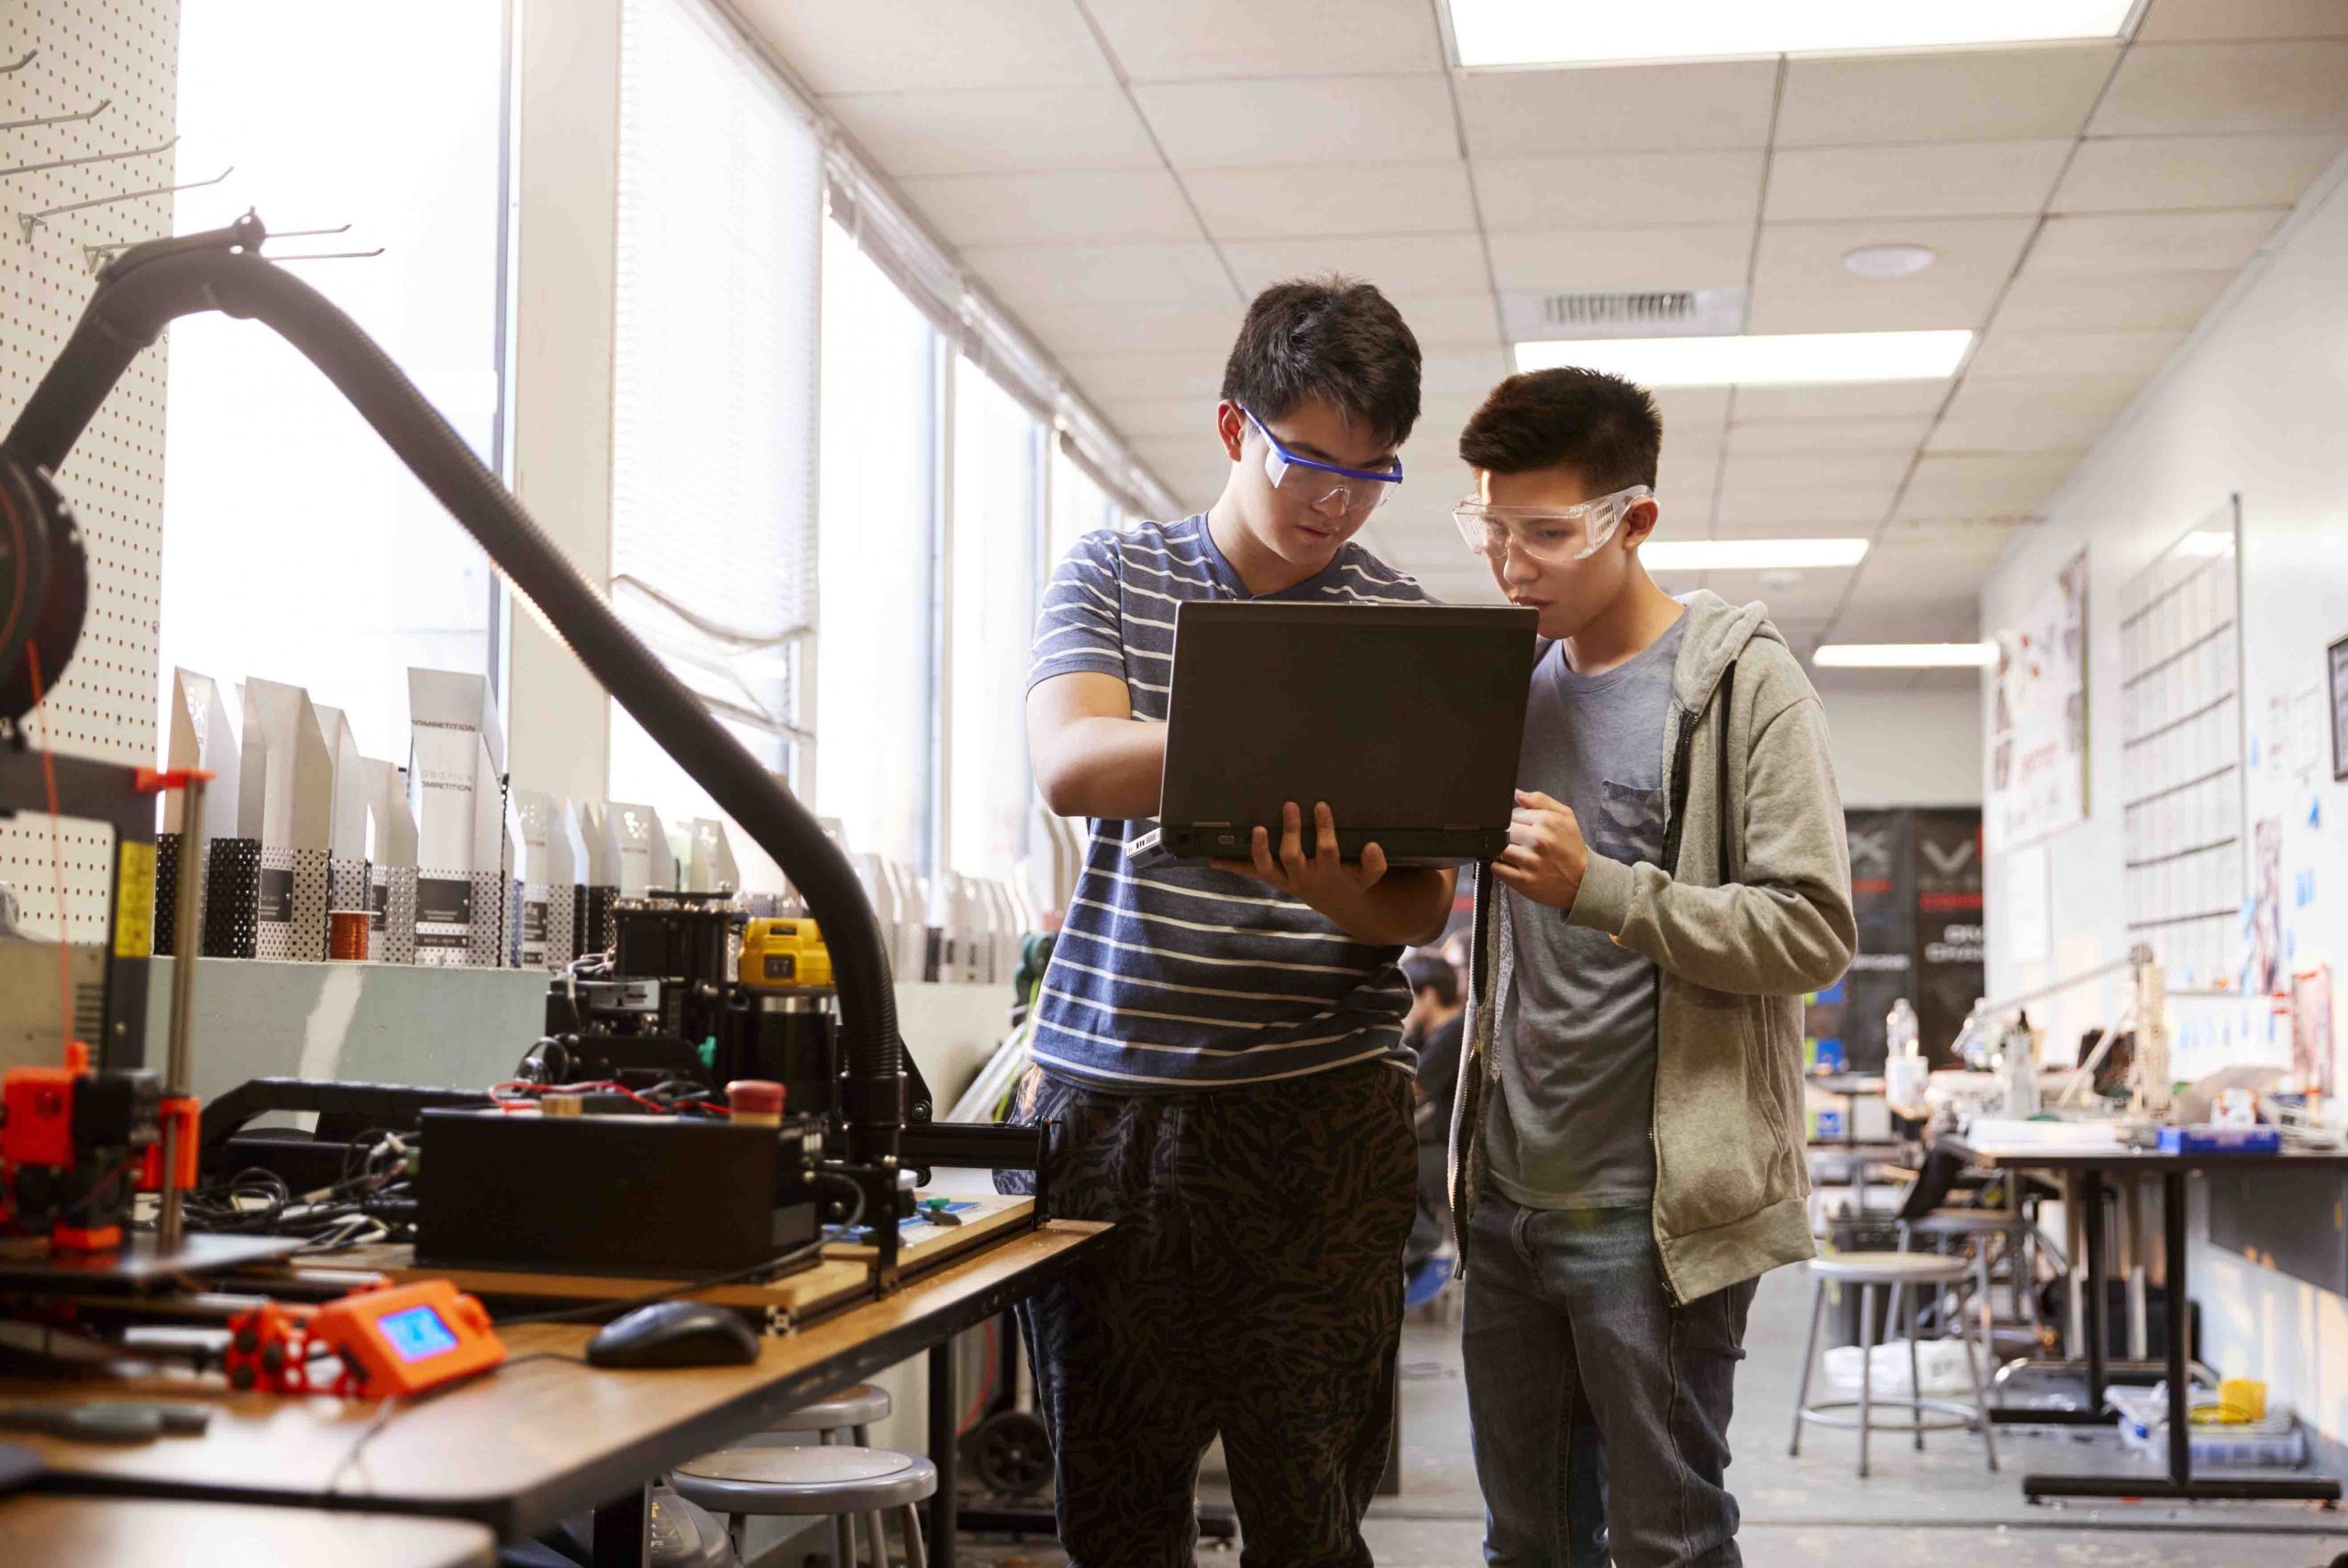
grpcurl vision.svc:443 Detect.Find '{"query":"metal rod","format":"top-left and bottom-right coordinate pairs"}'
top-left (266, 247), bottom-right (385, 262)
top-left (0, 134), bottom-right (178, 181)
top-left (155, 775), bottom-right (206, 1253)
top-left (2164, 1170), bottom-right (2191, 1486)
top-left (20, 166), bottom-right (231, 240)
top-left (0, 97), bottom-right (108, 133)
top-left (0, 50), bottom-right (36, 74)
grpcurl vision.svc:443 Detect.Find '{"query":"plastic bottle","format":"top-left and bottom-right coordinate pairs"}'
top-left (1885, 999), bottom-right (1928, 1110)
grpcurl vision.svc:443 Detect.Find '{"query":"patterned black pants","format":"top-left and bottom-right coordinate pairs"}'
top-left (997, 1061), bottom-right (1418, 1568)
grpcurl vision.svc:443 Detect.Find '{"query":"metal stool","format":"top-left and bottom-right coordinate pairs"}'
top-left (1789, 1252), bottom-right (1999, 1479)
top-left (748, 1385), bottom-right (893, 1564)
top-left (671, 1445), bottom-right (935, 1568)
top-left (1904, 1209), bottom-right (2033, 1337)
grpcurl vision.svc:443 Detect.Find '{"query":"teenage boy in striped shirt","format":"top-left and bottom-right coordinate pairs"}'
top-left (1006, 276), bottom-right (1453, 1566)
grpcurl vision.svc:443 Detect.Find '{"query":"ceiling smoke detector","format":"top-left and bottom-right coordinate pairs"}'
top-left (1844, 244), bottom-right (1937, 280)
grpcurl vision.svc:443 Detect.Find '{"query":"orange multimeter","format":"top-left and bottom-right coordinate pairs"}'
top-left (308, 1279), bottom-right (507, 1397)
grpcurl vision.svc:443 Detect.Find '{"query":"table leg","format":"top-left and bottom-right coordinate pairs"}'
top-left (2020, 1166), bottom-right (2341, 1503)
top-left (2083, 1167), bottom-right (2109, 1415)
top-left (929, 1341), bottom-right (958, 1567)
top-left (2062, 1171), bottom-right (2085, 1357)
top-left (590, 1483), bottom-right (650, 1568)
top-left (2125, 1176), bottom-right (2149, 1364)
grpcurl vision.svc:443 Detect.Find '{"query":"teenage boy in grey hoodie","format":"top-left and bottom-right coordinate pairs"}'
top-left (1446, 368), bottom-right (1856, 1568)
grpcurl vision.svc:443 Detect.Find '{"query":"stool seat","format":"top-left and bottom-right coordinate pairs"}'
top-left (1907, 1209), bottom-right (2020, 1234)
top-left (763, 1383), bottom-right (892, 1434)
top-left (1810, 1251), bottom-right (1972, 1284)
top-left (673, 1445), bottom-right (937, 1517)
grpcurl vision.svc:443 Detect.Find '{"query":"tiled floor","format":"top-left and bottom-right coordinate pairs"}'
top-left (958, 1262), bottom-right (2348, 1566)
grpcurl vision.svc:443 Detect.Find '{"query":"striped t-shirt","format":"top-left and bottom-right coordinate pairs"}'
top-left (1026, 513), bottom-right (1432, 1091)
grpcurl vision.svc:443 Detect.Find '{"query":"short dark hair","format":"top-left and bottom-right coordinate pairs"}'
top-left (1458, 367), bottom-right (1661, 492)
top-left (1402, 954), bottom-right (1458, 1008)
top-left (1220, 276), bottom-right (1422, 450)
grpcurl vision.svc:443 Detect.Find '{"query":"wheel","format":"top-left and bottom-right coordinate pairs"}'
top-left (967, 1408), bottom-right (1053, 1497)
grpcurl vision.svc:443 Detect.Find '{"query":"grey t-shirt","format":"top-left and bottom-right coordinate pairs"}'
top-left (1488, 613), bottom-right (1685, 1210)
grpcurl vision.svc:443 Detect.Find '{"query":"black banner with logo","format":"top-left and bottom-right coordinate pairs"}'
top-left (1911, 808), bottom-right (1986, 1066)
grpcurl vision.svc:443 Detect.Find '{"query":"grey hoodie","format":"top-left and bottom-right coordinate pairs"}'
top-left (1448, 591), bottom-right (1857, 1305)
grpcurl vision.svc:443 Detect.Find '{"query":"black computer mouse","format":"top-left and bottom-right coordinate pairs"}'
top-left (585, 1301), bottom-right (760, 1369)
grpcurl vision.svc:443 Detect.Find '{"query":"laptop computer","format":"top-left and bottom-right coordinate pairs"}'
top-left (1128, 601), bottom-right (1540, 869)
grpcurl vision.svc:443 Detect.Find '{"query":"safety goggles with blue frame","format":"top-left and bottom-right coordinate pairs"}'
top-left (1240, 404), bottom-right (1403, 516)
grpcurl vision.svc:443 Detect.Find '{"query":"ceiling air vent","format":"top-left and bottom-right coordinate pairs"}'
top-left (1501, 286), bottom-right (1746, 343)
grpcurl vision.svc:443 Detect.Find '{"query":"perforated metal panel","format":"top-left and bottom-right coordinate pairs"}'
top-left (0, 1), bottom-right (179, 940)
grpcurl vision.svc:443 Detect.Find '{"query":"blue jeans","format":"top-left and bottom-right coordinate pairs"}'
top-left (1462, 1196), bottom-right (1755, 1568)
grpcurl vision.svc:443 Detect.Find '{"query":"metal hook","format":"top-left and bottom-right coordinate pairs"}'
top-left (268, 247), bottom-right (386, 262)
top-left (264, 224), bottom-right (352, 241)
top-left (0, 97), bottom-right (108, 134)
top-left (19, 164), bottom-right (229, 240)
top-left (0, 133), bottom-right (177, 181)
top-left (0, 50), bottom-right (36, 75)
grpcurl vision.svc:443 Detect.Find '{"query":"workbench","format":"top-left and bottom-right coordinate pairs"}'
top-left (0, 1493), bottom-right (498, 1568)
top-left (0, 1218), bottom-right (1107, 1565)
top-left (1946, 1126), bottom-right (2348, 1506)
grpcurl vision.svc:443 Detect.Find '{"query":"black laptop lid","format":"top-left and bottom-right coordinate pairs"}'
top-left (1159, 602), bottom-right (1540, 834)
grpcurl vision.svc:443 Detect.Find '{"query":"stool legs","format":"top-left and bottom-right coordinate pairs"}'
top-left (854, 1423), bottom-right (887, 1563)
top-left (1895, 1281), bottom-right (1922, 1452)
top-left (900, 1502), bottom-right (927, 1568)
top-left (1957, 1279), bottom-right (2001, 1474)
top-left (1789, 1271), bottom-right (1827, 1457)
top-left (1857, 1281), bottom-right (1877, 1479)
top-left (834, 1513), bottom-right (857, 1566)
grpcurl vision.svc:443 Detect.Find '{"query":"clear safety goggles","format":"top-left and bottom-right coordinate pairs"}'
top-left (1452, 484), bottom-right (1654, 565)
top-left (1242, 404), bottom-right (1402, 517)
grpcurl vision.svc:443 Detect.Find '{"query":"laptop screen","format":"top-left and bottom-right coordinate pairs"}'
top-left (1160, 602), bottom-right (1539, 834)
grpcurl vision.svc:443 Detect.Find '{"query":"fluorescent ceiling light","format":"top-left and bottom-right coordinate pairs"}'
top-left (1644, 537), bottom-right (1869, 570)
top-left (1513, 330), bottom-right (1970, 387)
top-left (1813, 642), bottom-right (1998, 668)
top-left (1448, 0), bottom-right (2133, 68)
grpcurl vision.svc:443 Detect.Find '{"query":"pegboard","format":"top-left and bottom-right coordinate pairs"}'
top-left (0, 0), bottom-right (179, 941)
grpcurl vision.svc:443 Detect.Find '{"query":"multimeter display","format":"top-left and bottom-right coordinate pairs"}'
top-left (378, 1304), bottom-right (461, 1363)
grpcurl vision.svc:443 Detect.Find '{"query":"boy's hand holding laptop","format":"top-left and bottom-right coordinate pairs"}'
top-left (1212, 798), bottom-right (1436, 946)
top-left (1491, 789), bottom-right (1591, 910)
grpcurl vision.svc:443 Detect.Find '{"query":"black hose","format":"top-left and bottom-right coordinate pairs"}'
top-left (5, 219), bottom-right (903, 1152)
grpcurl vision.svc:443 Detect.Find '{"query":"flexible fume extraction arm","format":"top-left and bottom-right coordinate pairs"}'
top-left (0, 214), bottom-right (904, 1172)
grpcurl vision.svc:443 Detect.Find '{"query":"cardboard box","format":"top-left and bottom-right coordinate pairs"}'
top-left (407, 670), bottom-right (515, 967)
top-left (604, 801), bottom-right (673, 898)
top-left (158, 669), bottom-right (243, 957)
top-left (238, 678), bottom-right (333, 962)
top-left (513, 788), bottom-right (582, 970)
top-left (364, 759), bottom-right (419, 964)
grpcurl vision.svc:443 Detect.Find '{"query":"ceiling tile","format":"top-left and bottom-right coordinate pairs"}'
top-left (1133, 76), bottom-right (1458, 168)
top-left (1991, 267), bottom-right (2234, 333)
top-left (1965, 327), bottom-right (2187, 380)
top-left (827, 88), bottom-right (1162, 175)
top-left (1096, 396), bottom-right (1215, 439)
top-left (1654, 453), bottom-right (1721, 497)
top-left (739, 0), bottom-right (1113, 93)
top-left (1186, 161), bottom-right (1478, 239)
top-left (1775, 45), bottom-right (2119, 147)
top-left (961, 240), bottom-right (1237, 306)
top-left (1222, 233), bottom-right (1492, 296)
top-left (2053, 132), bottom-right (2346, 212)
top-left (1456, 61), bottom-right (1780, 157)
top-left (1654, 387), bottom-right (1734, 450)
top-left (1084, 0), bottom-right (1442, 80)
top-left (1714, 488), bottom-right (1896, 526)
top-left (1488, 225), bottom-right (1753, 291)
top-left (2027, 209), bottom-right (2284, 274)
top-left (1940, 373), bottom-right (2146, 425)
top-left (897, 169), bottom-right (1202, 247)
top-left (1385, 293), bottom-right (1504, 348)
top-left (1417, 348), bottom-right (1514, 396)
top-left (1130, 438), bottom-right (1229, 503)
top-left (1899, 453), bottom-right (2080, 517)
top-left (1763, 141), bottom-right (2072, 221)
top-left (1019, 303), bottom-right (1243, 359)
top-left (1926, 404), bottom-right (2121, 454)
top-left (1728, 381), bottom-right (1949, 421)
top-left (1727, 418), bottom-right (1934, 456)
top-left (1472, 151), bottom-right (1767, 230)
top-left (1747, 216), bottom-right (2035, 333)
top-left (2137, 0), bottom-right (2348, 39)
top-left (1722, 452), bottom-right (1911, 491)
top-left (1062, 351), bottom-right (1225, 399)
top-left (2090, 42), bottom-right (2348, 135)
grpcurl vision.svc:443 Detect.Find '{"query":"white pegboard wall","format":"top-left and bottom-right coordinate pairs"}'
top-left (0, 0), bottom-right (179, 940)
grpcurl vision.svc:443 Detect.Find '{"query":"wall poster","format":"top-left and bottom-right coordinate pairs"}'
top-left (1990, 547), bottom-right (2089, 850)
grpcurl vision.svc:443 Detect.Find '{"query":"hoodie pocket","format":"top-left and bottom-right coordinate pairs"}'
top-left (1654, 993), bottom-right (1780, 1235)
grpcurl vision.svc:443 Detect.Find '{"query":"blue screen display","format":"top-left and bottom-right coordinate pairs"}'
top-left (379, 1303), bottom-right (460, 1362)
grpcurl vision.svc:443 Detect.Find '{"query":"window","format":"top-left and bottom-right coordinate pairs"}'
top-left (813, 218), bottom-right (937, 871)
top-left (605, 0), bottom-right (821, 891)
top-left (1049, 441), bottom-right (1121, 570)
top-left (160, 0), bottom-right (508, 763)
top-left (947, 358), bottom-right (1045, 882)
